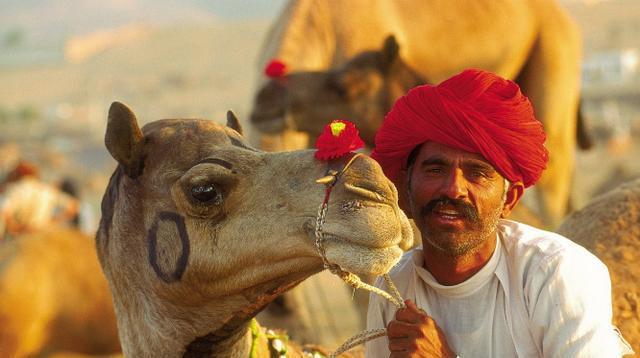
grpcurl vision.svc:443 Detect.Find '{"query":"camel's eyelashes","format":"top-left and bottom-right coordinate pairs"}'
top-left (191, 184), bottom-right (222, 204)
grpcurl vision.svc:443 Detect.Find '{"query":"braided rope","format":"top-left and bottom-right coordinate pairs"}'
top-left (330, 328), bottom-right (387, 357)
top-left (312, 155), bottom-right (407, 357)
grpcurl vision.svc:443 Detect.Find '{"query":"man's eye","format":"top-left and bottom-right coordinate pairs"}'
top-left (469, 171), bottom-right (490, 180)
top-left (191, 184), bottom-right (221, 204)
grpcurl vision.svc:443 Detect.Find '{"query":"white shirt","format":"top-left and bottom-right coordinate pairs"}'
top-left (366, 220), bottom-right (633, 357)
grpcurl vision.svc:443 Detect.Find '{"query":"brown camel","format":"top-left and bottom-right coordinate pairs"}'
top-left (96, 102), bottom-right (413, 357)
top-left (251, 0), bottom-right (583, 227)
top-left (0, 229), bottom-right (120, 357)
top-left (557, 178), bottom-right (640, 354)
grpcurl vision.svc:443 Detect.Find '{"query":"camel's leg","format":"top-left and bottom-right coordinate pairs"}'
top-left (515, 2), bottom-right (582, 227)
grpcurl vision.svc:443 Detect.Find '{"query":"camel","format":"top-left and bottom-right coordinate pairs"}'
top-left (556, 178), bottom-right (640, 354)
top-left (96, 102), bottom-right (413, 357)
top-left (251, 0), bottom-right (583, 227)
top-left (0, 229), bottom-right (120, 357)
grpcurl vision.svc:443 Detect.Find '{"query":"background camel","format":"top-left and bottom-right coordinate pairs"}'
top-left (557, 178), bottom-right (640, 354)
top-left (0, 229), bottom-right (120, 357)
top-left (251, 0), bottom-right (582, 227)
top-left (96, 102), bottom-right (413, 357)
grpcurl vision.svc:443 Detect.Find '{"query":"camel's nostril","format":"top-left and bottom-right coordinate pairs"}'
top-left (343, 182), bottom-right (391, 204)
top-left (340, 199), bottom-right (364, 214)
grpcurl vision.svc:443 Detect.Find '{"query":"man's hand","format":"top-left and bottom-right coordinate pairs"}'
top-left (386, 299), bottom-right (455, 358)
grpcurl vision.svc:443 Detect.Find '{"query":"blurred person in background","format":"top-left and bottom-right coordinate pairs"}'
top-left (0, 161), bottom-right (79, 240)
top-left (58, 176), bottom-right (97, 235)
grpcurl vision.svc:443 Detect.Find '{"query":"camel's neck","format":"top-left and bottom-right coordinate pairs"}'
top-left (111, 282), bottom-right (289, 358)
top-left (107, 252), bottom-right (315, 357)
top-left (116, 306), bottom-right (255, 357)
top-left (184, 321), bottom-right (253, 358)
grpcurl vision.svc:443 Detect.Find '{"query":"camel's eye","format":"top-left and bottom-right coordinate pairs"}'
top-left (191, 184), bottom-right (221, 204)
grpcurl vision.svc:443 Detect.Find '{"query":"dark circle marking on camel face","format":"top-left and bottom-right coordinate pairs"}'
top-left (148, 211), bottom-right (190, 283)
top-left (97, 167), bottom-right (123, 249)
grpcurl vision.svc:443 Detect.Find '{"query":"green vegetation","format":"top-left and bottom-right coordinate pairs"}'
top-left (4, 28), bottom-right (25, 48)
top-left (17, 105), bottom-right (40, 122)
top-left (0, 106), bottom-right (9, 123)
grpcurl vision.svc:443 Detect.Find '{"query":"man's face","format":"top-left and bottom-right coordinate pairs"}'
top-left (406, 142), bottom-right (512, 257)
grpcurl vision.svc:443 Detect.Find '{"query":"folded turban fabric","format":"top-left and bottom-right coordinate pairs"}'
top-left (371, 69), bottom-right (548, 188)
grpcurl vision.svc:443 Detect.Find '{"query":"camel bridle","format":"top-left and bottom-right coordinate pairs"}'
top-left (313, 153), bottom-right (405, 357)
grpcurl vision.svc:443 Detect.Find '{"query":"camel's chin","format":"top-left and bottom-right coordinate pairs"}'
top-left (323, 240), bottom-right (404, 276)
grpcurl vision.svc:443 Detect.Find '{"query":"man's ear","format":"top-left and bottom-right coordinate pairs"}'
top-left (501, 181), bottom-right (525, 218)
top-left (398, 169), bottom-right (412, 219)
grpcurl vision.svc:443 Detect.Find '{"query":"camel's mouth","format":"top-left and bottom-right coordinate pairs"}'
top-left (319, 234), bottom-right (406, 276)
top-left (240, 266), bottom-right (321, 308)
top-left (308, 198), bottom-right (414, 275)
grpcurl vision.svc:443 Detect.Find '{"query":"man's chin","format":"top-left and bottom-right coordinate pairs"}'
top-left (423, 229), bottom-right (486, 256)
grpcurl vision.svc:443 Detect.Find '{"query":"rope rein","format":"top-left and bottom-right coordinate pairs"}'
top-left (313, 154), bottom-right (406, 357)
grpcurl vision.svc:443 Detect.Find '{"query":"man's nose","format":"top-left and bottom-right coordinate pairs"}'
top-left (440, 168), bottom-right (468, 199)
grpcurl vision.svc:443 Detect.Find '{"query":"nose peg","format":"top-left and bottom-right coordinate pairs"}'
top-left (315, 154), bottom-right (364, 187)
top-left (316, 170), bottom-right (339, 185)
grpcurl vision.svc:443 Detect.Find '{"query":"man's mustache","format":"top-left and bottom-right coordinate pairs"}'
top-left (420, 197), bottom-right (479, 222)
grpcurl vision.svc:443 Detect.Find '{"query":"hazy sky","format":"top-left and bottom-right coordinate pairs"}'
top-left (205, 0), bottom-right (288, 19)
top-left (0, 0), bottom-right (289, 38)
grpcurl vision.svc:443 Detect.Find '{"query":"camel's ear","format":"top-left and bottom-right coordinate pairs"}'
top-left (105, 102), bottom-right (145, 178)
top-left (380, 35), bottom-right (400, 72)
top-left (226, 110), bottom-right (243, 135)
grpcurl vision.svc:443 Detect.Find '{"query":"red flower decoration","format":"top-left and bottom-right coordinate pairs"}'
top-left (264, 59), bottom-right (287, 78)
top-left (315, 120), bottom-right (365, 160)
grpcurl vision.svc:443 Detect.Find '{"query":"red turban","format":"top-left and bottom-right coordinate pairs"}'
top-left (371, 69), bottom-right (548, 188)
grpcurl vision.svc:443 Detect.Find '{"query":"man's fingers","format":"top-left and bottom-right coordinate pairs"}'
top-left (388, 337), bottom-right (415, 352)
top-left (395, 300), bottom-right (429, 323)
top-left (395, 307), bottom-right (420, 324)
top-left (404, 299), bottom-right (418, 310)
top-left (387, 319), bottom-right (425, 338)
top-left (387, 320), bottom-right (409, 338)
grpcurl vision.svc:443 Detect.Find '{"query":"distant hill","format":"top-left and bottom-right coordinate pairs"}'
top-left (0, 21), bottom-right (272, 130)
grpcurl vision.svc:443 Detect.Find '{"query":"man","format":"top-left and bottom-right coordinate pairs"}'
top-left (366, 69), bottom-right (633, 357)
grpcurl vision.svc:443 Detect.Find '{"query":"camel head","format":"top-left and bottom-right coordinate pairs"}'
top-left (96, 102), bottom-right (413, 357)
top-left (250, 35), bottom-right (424, 148)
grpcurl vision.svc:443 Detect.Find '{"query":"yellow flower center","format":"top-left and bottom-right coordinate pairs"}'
top-left (330, 121), bottom-right (346, 137)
